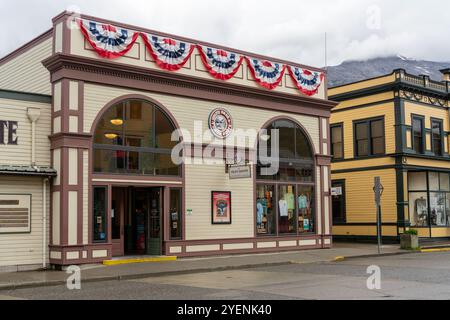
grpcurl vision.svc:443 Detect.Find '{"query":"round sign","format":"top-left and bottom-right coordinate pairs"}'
top-left (208, 108), bottom-right (233, 139)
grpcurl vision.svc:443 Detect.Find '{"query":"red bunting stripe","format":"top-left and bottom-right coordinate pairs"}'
top-left (197, 45), bottom-right (244, 81)
top-left (246, 57), bottom-right (286, 90)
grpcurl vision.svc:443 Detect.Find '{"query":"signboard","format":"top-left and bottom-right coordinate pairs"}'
top-left (0, 194), bottom-right (31, 233)
top-left (211, 191), bottom-right (232, 225)
top-left (331, 187), bottom-right (342, 196)
top-left (208, 108), bottom-right (233, 139)
top-left (0, 120), bottom-right (18, 145)
top-left (229, 165), bottom-right (252, 179)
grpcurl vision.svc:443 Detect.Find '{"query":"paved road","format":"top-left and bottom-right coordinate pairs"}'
top-left (1, 252), bottom-right (450, 300)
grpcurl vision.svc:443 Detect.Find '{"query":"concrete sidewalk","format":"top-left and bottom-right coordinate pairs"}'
top-left (0, 243), bottom-right (412, 291)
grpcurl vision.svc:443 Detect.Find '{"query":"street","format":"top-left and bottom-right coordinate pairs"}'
top-left (1, 251), bottom-right (450, 300)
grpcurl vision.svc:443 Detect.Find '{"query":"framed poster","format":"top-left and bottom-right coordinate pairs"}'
top-left (211, 191), bottom-right (232, 225)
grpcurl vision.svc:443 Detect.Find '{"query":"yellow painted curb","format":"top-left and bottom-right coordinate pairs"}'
top-left (103, 256), bottom-right (177, 266)
top-left (421, 248), bottom-right (450, 253)
top-left (334, 256), bottom-right (345, 262)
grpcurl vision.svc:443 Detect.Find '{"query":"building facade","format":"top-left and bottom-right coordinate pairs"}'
top-left (0, 12), bottom-right (335, 269)
top-left (330, 69), bottom-right (450, 242)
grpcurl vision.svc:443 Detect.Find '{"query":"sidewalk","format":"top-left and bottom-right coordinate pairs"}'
top-left (0, 243), bottom-right (411, 291)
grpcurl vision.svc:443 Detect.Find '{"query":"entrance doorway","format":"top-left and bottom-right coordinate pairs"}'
top-left (112, 187), bottom-right (163, 257)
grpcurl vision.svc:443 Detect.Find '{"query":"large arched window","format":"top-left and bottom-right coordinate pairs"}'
top-left (256, 119), bottom-right (315, 236)
top-left (93, 99), bottom-right (180, 176)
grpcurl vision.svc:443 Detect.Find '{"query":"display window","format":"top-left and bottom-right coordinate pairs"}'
top-left (256, 185), bottom-right (276, 235)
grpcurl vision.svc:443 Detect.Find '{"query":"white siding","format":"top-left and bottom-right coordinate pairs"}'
top-left (0, 177), bottom-right (49, 267)
top-left (0, 38), bottom-right (52, 95)
top-left (0, 98), bottom-right (51, 167)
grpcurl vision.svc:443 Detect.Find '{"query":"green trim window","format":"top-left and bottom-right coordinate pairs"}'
top-left (331, 124), bottom-right (344, 160)
top-left (431, 119), bottom-right (443, 156)
top-left (412, 115), bottom-right (425, 154)
top-left (332, 180), bottom-right (346, 224)
top-left (353, 117), bottom-right (385, 158)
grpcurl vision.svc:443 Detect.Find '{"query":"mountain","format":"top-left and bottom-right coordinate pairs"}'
top-left (327, 55), bottom-right (450, 88)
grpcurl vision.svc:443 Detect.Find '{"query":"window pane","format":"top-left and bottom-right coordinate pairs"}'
top-left (156, 108), bottom-right (177, 149)
top-left (331, 126), bottom-right (343, 159)
top-left (333, 142), bottom-right (343, 159)
top-left (440, 173), bottom-right (450, 191)
top-left (170, 189), bottom-right (182, 239)
top-left (94, 149), bottom-right (126, 173)
top-left (356, 122), bottom-right (368, 139)
top-left (93, 187), bottom-right (108, 242)
top-left (278, 125), bottom-right (296, 159)
top-left (357, 139), bottom-right (369, 156)
top-left (278, 185), bottom-right (296, 234)
top-left (371, 120), bottom-right (383, 138)
top-left (256, 185), bottom-right (276, 235)
top-left (372, 137), bottom-right (384, 155)
top-left (331, 126), bottom-right (342, 143)
top-left (409, 192), bottom-right (428, 227)
top-left (413, 118), bottom-right (423, 135)
top-left (430, 192), bottom-right (446, 226)
top-left (429, 172), bottom-right (439, 191)
top-left (124, 101), bottom-right (154, 148)
top-left (432, 121), bottom-right (442, 155)
top-left (94, 103), bottom-right (124, 146)
top-left (296, 127), bottom-right (313, 159)
top-left (298, 186), bottom-right (314, 233)
top-left (332, 181), bottom-right (345, 223)
top-left (408, 172), bottom-right (427, 191)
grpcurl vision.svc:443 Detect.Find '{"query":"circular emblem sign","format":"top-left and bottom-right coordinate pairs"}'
top-left (209, 108), bottom-right (233, 139)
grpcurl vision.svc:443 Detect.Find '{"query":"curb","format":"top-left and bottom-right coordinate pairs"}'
top-left (0, 250), bottom-right (418, 291)
top-left (421, 247), bottom-right (450, 253)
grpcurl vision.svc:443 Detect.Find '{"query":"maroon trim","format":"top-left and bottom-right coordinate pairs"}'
top-left (77, 148), bottom-right (83, 245)
top-left (43, 54), bottom-right (336, 118)
top-left (78, 81), bottom-right (85, 133)
top-left (50, 133), bottom-right (92, 149)
top-left (48, 243), bottom-right (112, 265)
top-left (0, 29), bottom-right (52, 66)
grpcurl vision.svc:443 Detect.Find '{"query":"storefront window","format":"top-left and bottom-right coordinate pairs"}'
top-left (169, 189), bottom-right (182, 240)
top-left (256, 185), bottom-right (276, 235)
top-left (94, 99), bottom-right (180, 176)
top-left (256, 119), bottom-right (315, 236)
top-left (408, 172), bottom-right (450, 227)
top-left (93, 186), bottom-right (108, 242)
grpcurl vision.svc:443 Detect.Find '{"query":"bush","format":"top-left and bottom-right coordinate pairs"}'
top-left (404, 229), bottom-right (418, 236)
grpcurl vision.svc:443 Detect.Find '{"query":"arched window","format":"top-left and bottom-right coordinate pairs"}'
top-left (93, 99), bottom-right (180, 176)
top-left (256, 119), bottom-right (315, 236)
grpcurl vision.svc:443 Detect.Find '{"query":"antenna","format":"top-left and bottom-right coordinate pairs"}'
top-left (324, 32), bottom-right (328, 70)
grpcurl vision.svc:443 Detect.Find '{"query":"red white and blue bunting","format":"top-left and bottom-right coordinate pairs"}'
top-left (79, 19), bottom-right (139, 59)
top-left (141, 33), bottom-right (194, 71)
top-left (246, 57), bottom-right (286, 90)
top-left (197, 45), bottom-right (244, 81)
top-left (288, 66), bottom-right (324, 96)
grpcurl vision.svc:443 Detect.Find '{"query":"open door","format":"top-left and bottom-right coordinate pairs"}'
top-left (112, 188), bottom-right (125, 257)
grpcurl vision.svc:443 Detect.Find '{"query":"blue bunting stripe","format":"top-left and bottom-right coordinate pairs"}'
top-left (197, 45), bottom-right (244, 81)
top-left (288, 66), bottom-right (324, 96)
top-left (246, 57), bottom-right (286, 90)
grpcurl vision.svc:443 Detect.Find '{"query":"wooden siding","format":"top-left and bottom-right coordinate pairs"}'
top-left (0, 38), bottom-right (52, 95)
top-left (0, 98), bottom-right (51, 167)
top-left (329, 73), bottom-right (396, 97)
top-left (0, 177), bottom-right (49, 267)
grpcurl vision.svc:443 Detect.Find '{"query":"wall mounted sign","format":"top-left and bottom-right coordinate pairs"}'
top-left (229, 165), bottom-right (252, 180)
top-left (0, 194), bottom-right (31, 233)
top-left (211, 191), bottom-right (232, 225)
top-left (208, 108), bottom-right (233, 139)
top-left (0, 121), bottom-right (18, 145)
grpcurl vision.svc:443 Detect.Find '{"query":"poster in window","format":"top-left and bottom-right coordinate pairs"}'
top-left (211, 191), bottom-right (232, 224)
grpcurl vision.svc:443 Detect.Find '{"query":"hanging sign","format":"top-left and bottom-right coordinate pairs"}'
top-left (208, 108), bottom-right (233, 139)
top-left (288, 66), bottom-right (324, 96)
top-left (246, 57), bottom-right (286, 90)
top-left (141, 33), bottom-right (194, 71)
top-left (79, 19), bottom-right (139, 59)
top-left (229, 165), bottom-right (252, 180)
top-left (198, 45), bottom-right (244, 80)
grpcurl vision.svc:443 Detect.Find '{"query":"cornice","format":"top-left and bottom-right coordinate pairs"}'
top-left (42, 54), bottom-right (337, 116)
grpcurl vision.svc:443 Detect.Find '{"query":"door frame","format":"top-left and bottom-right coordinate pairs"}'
top-left (111, 187), bottom-right (126, 257)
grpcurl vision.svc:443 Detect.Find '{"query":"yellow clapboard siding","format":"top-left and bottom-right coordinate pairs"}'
top-left (332, 169), bottom-right (397, 223)
top-left (331, 102), bottom-right (396, 159)
top-left (333, 225), bottom-right (398, 237)
top-left (329, 73), bottom-right (396, 97)
top-left (404, 101), bottom-right (449, 131)
top-left (332, 92), bottom-right (394, 110)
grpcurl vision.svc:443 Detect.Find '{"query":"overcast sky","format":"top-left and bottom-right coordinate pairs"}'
top-left (1, 0), bottom-right (449, 67)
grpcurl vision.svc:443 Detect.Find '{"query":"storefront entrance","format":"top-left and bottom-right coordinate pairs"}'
top-left (111, 187), bottom-right (163, 257)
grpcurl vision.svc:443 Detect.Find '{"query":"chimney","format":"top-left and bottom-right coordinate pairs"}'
top-left (440, 68), bottom-right (450, 82)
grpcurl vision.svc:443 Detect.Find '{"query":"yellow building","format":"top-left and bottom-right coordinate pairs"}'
top-left (329, 69), bottom-right (450, 241)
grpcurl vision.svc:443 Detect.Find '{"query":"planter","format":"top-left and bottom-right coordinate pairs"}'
top-left (400, 234), bottom-right (419, 250)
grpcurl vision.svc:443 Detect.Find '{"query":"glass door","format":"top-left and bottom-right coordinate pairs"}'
top-left (278, 185), bottom-right (297, 234)
top-left (111, 187), bottom-right (125, 257)
top-left (147, 188), bottom-right (162, 256)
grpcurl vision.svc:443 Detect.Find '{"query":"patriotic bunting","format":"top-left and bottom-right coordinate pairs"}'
top-left (197, 45), bottom-right (244, 81)
top-left (288, 66), bottom-right (324, 96)
top-left (246, 57), bottom-right (286, 90)
top-left (78, 20), bottom-right (324, 96)
top-left (79, 19), bottom-right (139, 59)
top-left (141, 33), bottom-right (194, 71)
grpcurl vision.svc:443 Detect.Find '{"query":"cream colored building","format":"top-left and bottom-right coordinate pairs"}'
top-left (0, 12), bottom-right (335, 268)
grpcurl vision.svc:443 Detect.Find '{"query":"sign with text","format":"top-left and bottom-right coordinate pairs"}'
top-left (229, 165), bottom-right (252, 179)
top-left (0, 121), bottom-right (18, 145)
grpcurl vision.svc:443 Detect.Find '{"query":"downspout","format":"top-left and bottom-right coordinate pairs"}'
top-left (27, 108), bottom-right (41, 166)
top-left (42, 178), bottom-right (49, 269)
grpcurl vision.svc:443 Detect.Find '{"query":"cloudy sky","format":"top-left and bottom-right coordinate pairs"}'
top-left (1, 0), bottom-right (449, 67)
